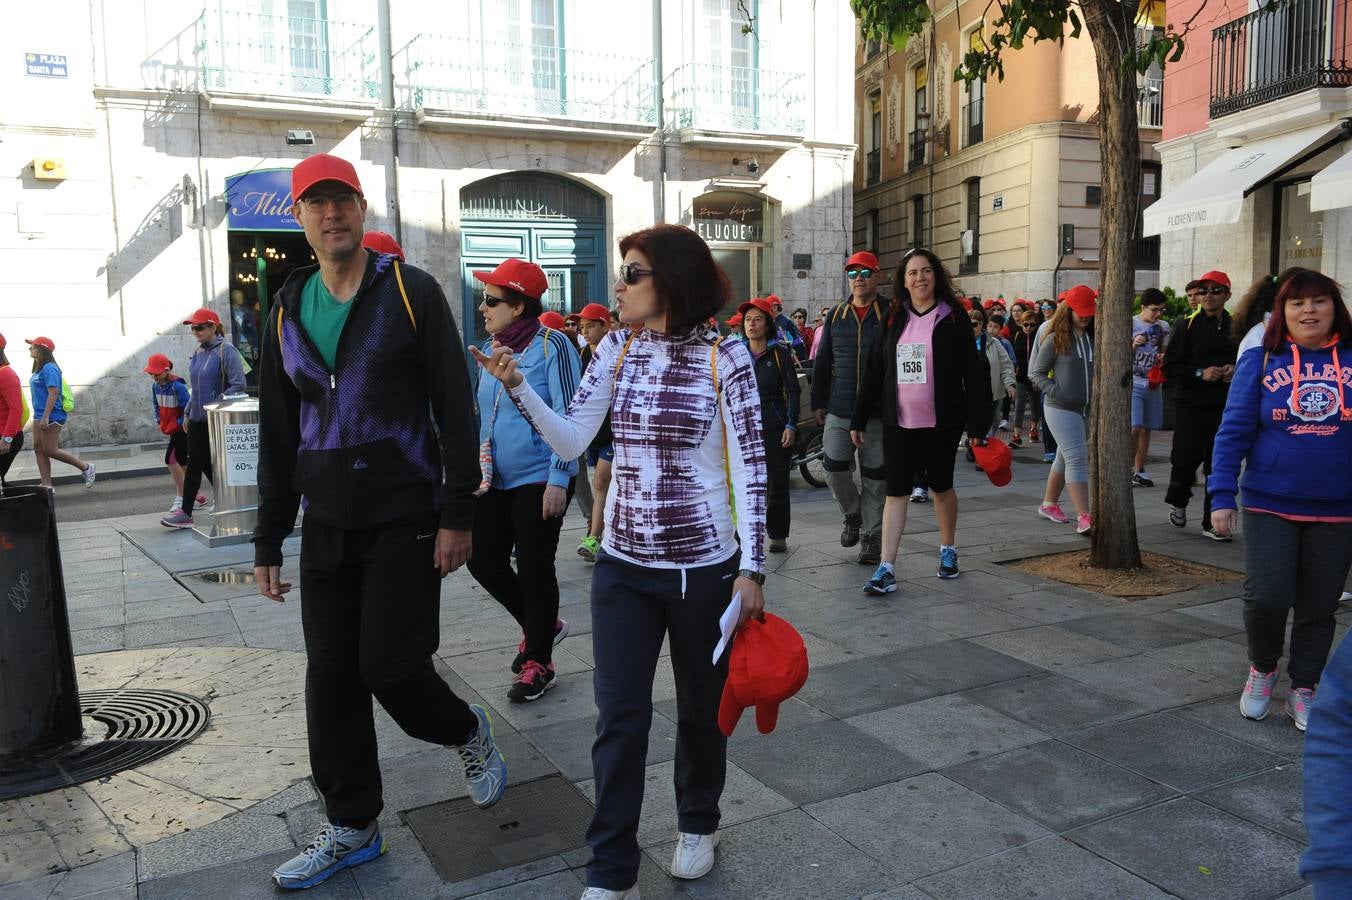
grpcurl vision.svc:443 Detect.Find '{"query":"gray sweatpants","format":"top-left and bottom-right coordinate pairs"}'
top-left (823, 413), bottom-right (885, 539)
top-left (1043, 404), bottom-right (1089, 485)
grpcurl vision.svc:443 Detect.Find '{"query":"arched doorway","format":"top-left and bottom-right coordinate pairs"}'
top-left (460, 174), bottom-right (606, 344)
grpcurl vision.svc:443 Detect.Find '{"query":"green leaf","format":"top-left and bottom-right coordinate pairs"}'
top-left (1198, 866), bottom-right (1213, 877)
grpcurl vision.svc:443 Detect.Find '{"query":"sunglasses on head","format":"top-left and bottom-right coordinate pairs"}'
top-left (618, 262), bottom-right (654, 285)
top-left (845, 268), bottom-right (875, 280)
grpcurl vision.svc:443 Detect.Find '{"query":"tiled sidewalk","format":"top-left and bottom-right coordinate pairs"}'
top-left (1, 445), bottom-right (1343, 900)
top-left (3, 442), bottom-right (166, 487)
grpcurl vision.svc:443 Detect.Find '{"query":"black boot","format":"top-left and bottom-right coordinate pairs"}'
top-left (841, 514), bottom-right (862, 547)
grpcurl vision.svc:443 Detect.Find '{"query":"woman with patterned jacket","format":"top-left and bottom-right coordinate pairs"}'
top-left (473, 224), bottom-right (767, 900)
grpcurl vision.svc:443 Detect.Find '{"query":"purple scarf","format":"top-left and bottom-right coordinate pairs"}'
top-left (495, 316), bottom-right (540, 353)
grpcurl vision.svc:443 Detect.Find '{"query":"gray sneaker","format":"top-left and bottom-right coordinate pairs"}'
top-left (159, 509), bottom-right (194, 529)
top-left (1286, 687), bottom-right (1315, 731)
top-left (456, 704), bottom-right (507, 808)
top-left (1239, 666), bottom-right (1279, 720)
top-left (272, 822), bottom-right (383, 891)
top-left (82, 463), bottom-right (96, 488)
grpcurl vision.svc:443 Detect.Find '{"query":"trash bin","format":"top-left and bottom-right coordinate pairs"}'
top-left (192, 393), bottom-right (260, 548)
top-left (0, 488), bottom-right (82, 760)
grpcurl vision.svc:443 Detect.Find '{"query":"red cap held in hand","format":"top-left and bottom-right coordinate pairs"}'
top-left (718, 613), bottom-right (810, 737)
top-left (972, 437), bottom-right (1014, 487)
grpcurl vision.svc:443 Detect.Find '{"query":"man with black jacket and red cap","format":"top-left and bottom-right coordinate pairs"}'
top-left (252, 153), bottom-right (506, 891)
top-left (1162, 269), bottom-right (1239, 541)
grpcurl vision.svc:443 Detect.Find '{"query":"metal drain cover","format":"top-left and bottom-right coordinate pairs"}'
top-left (405, 776), bottom-right (594, 883)
top-left (0, 688), bottom-right (210, 801)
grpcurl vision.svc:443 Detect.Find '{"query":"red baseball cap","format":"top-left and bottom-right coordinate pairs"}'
top-left (726, 312), bottom-right (743, 327)
top-left (844, 251), bottom-right (880, 271)
top-left (144, 353), bottom-right (173, 375)
top-left (473, 258), bottom-right (548, 302)
top-left (362, 230), bottom-right (404, 260)
top-left (737, 297), bottom-right (776, 319)
top-left (291, 153), bottom-right (363, 200)
top-left (1063, 285), bottom-right (1097, 317)
top-left (539, 311), bottom-right (568, 330)
top-left (183, 308), bottom-right (222, 327)
top-left (972, 438), bottom-right (1014, 487)
top-left (25, 336), bottom-right (55, 352)
top-left (766, 294), bottom-right (783, 309)
top-left (1197, 270), bottom-right (1231, 290)
top-left (0, 332), bottom-right (6, 351)
top-left (568, 303), bottom-right (611, 324)
top-left (718, 613), bottom-right (810, 736)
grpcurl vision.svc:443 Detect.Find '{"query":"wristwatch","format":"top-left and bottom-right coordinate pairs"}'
top-left (737, 568), bottom-right (766, 586)
top-left (1194, 368), bottom-right (1204, 379)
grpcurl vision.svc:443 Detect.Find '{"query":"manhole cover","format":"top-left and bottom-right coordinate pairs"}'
top-left (405, 776), bottom-right (594, 883)
top-left (0, 688), bottom-right (210, 801)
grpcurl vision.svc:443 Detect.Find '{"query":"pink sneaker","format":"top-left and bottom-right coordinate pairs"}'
top-left (1287, 687), bottom-right (1315, 731)
top-left (1076, 514), bottom-right (1092, 534)
top-left (1037, 503), bottom-right (1070, 524)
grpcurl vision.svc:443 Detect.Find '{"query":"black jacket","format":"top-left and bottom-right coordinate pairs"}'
top-left (579, 343), bottom-right (614, 449)
top-left (811, 297), bottom-right (888, 418)
top-left (1163, 308), bottom-right (1238, 409)
top-left (748, 341), bottom-right (801, 430)
top-left (1011, 327), bottom-right (1038, 386)
top-left (851, 300), bottom-right (989, 438)
top-left (253, 250), bottom-right (481, 567)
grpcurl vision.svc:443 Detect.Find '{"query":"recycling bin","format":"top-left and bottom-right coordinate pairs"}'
top-left (192, 393), bottom-right (260, 548)
top-left (0, 488), bottom-right (82, 760)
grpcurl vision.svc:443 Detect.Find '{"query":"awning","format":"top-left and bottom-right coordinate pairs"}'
top-left (1143, 123), bottom-right (1343, 236)
top-left (1311, 148), bottom-right (1352, 212)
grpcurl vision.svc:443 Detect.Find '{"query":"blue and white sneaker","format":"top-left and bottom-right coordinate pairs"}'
top-left (938, 547), bottom-right (960, 579)
top-left (863, 564), bottom-right (897, 595)
top-left (456, 704), bottom-right (507, 808)
top-left (272, 822), bottom-right (384, 891)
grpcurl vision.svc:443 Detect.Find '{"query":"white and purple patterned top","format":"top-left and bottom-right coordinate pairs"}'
top-left (507, 327), bottom-right (767, 573)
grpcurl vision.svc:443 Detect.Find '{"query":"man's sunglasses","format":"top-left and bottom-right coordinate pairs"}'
top-left (1200, 287), bottom-right (1228, 295)
top-left (618, 262), bottom-right (654, 285)
top-left (845, 268), bottom-right (875, 280)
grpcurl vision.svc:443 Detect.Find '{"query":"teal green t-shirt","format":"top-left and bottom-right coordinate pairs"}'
top-left (300, 272), bottom-right (355, 371)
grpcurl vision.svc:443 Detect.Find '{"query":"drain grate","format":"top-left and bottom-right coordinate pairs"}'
top-left (0, 688), bottom-right (210, 801)
top-left (405, 776), bottom-right (594, 883)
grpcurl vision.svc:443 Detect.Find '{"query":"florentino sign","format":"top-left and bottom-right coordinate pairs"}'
top-left (225, 169), bottom-right (302, 231)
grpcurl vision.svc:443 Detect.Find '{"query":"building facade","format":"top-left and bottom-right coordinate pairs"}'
top-left (1148, 0), bottom-right (1351, 292)
top-left (852, 6), bottom-right (1164, 300)
top-left (4, 0), bottom-right (855, 444)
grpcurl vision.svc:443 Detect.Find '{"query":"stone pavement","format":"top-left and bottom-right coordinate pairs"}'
top-left (2, 439), bottom-right (1346, 900)
top-left (4, 441), bottom-right (167, 487)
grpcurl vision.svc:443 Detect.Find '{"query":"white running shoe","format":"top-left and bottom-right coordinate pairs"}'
top-left (670, 831), bottom-right (719, 880)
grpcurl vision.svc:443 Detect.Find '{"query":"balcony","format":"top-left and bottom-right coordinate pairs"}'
top-left (866, 148), bottom-right (881, 186)
top-left (962, 98), bottom-right (984, 146)
top-left (198, 11), bottom-right (379, 118)
top-left (1210, 0), bottom-right (1352, 118)
top-left (1138, 75), bottom-right (1163, 127)
top-left (667, 64), bottom-right (806, 148)
top-left (395, 35), bottom-right (657, 141)
top-left (909, 128), bottom-right (927, 170)
top-left (1133, 234), bottom-right (1161, 268)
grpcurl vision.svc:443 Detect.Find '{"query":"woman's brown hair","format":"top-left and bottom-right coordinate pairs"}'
top-left (1047, 302), bottom-right (1093, 355)
top-left (30, 344), bottom-right (55, 374)
top-left (1262, 270), bottom-right (1351, 351)
top-left (618, 225), bottom-right (731, 335)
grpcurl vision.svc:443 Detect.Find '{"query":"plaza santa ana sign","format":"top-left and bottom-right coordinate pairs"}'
top-left (225, 169), bottom-right (302, 231)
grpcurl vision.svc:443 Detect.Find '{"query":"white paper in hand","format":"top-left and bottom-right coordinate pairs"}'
top-left (712, 591), bottom-right (742, 664)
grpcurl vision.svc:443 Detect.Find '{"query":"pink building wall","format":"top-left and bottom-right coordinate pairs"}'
top-left (1161, 0), bottom-right (1251, 141)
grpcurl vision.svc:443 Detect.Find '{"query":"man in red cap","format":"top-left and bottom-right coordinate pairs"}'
top-left (255, 152), bottom-right (505, 891)
top-left (0, 333), bottom-right (23, 494)
top-left (811, 250), bottom-right (888, 564)
top-left (1163, 269), bottom-right (1238, 540)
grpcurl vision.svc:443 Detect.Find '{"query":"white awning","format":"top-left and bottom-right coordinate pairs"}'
top-left (1143, 123), bottom-right (1343, 236)
top-left (1311, 148), bottom-right (1352, 212)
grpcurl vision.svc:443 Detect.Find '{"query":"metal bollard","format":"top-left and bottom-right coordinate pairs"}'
top-left (192, 393), bottom-right (261, 548)
top-left (0, 488), bottom-right (82, 761)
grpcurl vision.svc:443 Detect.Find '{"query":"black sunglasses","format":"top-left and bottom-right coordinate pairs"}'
top-left (618, 262), bottom-right (654, 285)
top-left (845, 268), bottom-right (875, 280)
top-left (190, 323), bottom-right (214, 332)
top-left (482, 293), bottom-right (517, 308)
top-left (1200, 287), bottom-right (1228, 295)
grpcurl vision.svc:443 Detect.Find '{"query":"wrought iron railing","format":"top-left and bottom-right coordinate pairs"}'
top-left (1138, 75), bottom-right (1163, 127)
top-left (1210, 0), bottom-right (1352, 117)
top-left (866, 148), bottom-right (881, 185)
top-left (199, 11), bottom-right (379, 101)
top-left (962, 98), bottom-right (984, 146)
top-left (666, 63), bottom-right (806, 135)
top-left (1133, 234), bottom-right (1161, 268)
top-left (909, 128), bottom-right (927, 170)
top-left (395, 35), bottom-right (657, 125)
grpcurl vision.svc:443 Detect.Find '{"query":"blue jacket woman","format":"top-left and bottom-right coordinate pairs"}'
top-left (1209, 270), bottom-right (1352, 733)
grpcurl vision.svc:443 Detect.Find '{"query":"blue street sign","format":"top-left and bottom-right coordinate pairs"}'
top-left (25, 53), bottom-right (68, 78)
top-left (224, 169), bottom-right (301, 231)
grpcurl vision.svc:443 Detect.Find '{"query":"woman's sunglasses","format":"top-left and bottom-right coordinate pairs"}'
top-left (618, 262), bottom-right (654, 285)
top-left (845, 268), bottom-right (875, 280)
top-left (190, 323), bottom-right (214, 332)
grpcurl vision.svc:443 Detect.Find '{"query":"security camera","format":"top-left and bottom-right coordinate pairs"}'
top-left (286, 130), bottom-right (315, 146)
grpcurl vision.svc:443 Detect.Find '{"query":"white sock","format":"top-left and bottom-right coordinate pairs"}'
top-left (940, 544), bottom-right (956, 553)
top-left (879, 561), bottom-right (894, 574)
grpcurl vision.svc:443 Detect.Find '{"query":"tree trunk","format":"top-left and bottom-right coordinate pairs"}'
top-left (1083, 0), bottom-right (1144, 569)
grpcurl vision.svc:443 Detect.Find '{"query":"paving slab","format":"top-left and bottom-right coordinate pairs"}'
top-left (897, 599), bottom-right (1039, 638)
top-left (1063, 712), bottom-right (1288, 793)
top-left (1195, 762), bottom-right (1306, 843)
top-left (0, 849), bottom-right (136, 900)
top-left (726, 719), bottom-right (927, 805)
top-left (654, 695), bottom-right (832, 744)
top-left (848, 694), bottom-right (1050, 770)
top-left (521, 714), bottom-right (677, 782)
top-left (942, 740), bottom-right (1177, 831)
top-left (1067, 797), bottom-right (1306, 900)
top-left (1060, 611), bottom-right (1214, 652)
top-left (881, 638), bottom-right (1047, 691)
top-left (651, 809), bottom-right (894, 900)
top-left (961, 672), bottom-right (1150, 735)
top-left (138, 848), bottom-right (363, 899)
top-left (1058, 654), bottom-right (1234, 710)
top-left (1172, 696), bottom-right (1309, 758)
top-left (974, 588), bottom-right (1121, 624)
top-left (914, 836), bottom-right (1174, 899)
top-left (794, 656), bottom-right (947, 718)
top-left (1173, 597), bottom-right (1247, 633)
top-left (1145, 637), bottom-right (1253, 679)
top-left (804, 773), bottom-right (1051, 883)
top-left (971, 625), bottom-right (1137, 669)
top-left (135, 812), bottom-right (294, 881)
